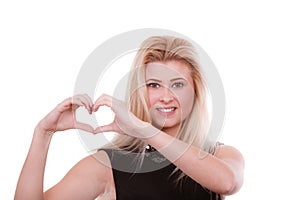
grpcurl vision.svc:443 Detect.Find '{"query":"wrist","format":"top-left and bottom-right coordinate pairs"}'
top-left (29, 126), bottom-right (54, 152)
top-left (34, 125), bottom-right (55, 139)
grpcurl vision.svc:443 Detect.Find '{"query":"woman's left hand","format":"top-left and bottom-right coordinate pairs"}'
top-left (93, 94), bottom-right (156, 138)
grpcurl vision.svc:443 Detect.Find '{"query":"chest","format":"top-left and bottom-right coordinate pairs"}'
top-left (103, 149), bottom-right (221, 200)
top-left (112, 165), bottom-right (218, 200)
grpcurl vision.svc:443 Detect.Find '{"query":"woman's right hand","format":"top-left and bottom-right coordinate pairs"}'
top-left (36, 94), bottom-right (94, 135)
top-left (14, 94), bottom-right (95, 200)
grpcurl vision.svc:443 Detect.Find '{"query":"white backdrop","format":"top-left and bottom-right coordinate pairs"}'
top-left (1, 1), bottom-right (300, 199)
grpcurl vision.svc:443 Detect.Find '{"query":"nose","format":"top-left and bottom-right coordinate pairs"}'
top-left (159, 87), bottom-right (174, 103)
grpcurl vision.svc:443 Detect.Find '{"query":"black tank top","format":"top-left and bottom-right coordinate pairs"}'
top-left (102, 148), bottom-right (222, 200)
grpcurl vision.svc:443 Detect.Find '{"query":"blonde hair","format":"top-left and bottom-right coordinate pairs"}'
top-left (106, 36), bottom-right (213, 180)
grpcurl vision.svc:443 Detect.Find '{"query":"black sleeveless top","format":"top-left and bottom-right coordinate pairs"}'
top-left (102, 148), bottom-right (222, 200)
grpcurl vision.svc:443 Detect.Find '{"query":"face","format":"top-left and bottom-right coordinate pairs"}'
top-left (145, 60), bottom-right (195, 136)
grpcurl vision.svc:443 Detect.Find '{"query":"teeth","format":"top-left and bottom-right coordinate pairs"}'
top-left (157, 108), bottom-right (175, 113)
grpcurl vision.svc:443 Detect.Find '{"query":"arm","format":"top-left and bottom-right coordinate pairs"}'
top-left (14, 94), bottom-right (96, 200)
top-left (144, 130), bottom-right (244, 195)
top-left (44, 151), bottom-right (114, 200)
top-left (93, 94), bottom-right (244, 195)
top-left (14, 128), bottom-right (52, 200)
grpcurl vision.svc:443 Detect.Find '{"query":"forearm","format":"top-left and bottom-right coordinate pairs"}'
top-left (144, 129), bottom-right (236, 194)
top-left (14, 127), bottom-right (54, 200)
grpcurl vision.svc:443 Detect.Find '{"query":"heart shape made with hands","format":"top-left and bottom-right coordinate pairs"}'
top-left (69, 94), bottom-right (156, 138)
top-left (75, 104), bottom-right (115, 134)
top-left (74, 102), bottom-right (155, 139)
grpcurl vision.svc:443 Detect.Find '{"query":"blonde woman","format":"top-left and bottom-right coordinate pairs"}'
top-left (15, 36), bottom-right (244, 200)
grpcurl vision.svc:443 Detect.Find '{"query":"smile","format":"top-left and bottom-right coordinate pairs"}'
top-left (156, 107), bottom-right (177, 113)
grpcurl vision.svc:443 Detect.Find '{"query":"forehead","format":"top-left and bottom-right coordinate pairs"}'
top-left (145, 61), bottom-right (192, 81)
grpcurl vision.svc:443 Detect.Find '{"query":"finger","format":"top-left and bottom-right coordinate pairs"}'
top-left (73, 95), bottom-right (89, 109)
top-left (80, 94), bottom-right (94, 114)
top-left (81, 94), bottom-right (93, 108)
top-left (56, 97), bottom-right (74, 113)
top-left (75, 121), bottom-right (95, 133)
top-left (93, 94), bottom-right (113, 112)
top-left (72, 95), bottom-right (92, 113)
top-left (94, 123), bottom-right (115, 134)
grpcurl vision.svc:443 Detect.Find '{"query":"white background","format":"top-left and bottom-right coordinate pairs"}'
top-left (1, 0), bottom-right (300, 199)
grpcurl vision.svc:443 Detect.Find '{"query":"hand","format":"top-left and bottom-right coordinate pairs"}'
top-left (36, 94), bottom-right (94, 135)
top-left (93, 94), bottom-right (155, 138)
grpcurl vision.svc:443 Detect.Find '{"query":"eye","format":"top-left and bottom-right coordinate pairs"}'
top-left (172, 82), bottom-right (184, 88)
top-left (147, 82), bottom-right (160, 88)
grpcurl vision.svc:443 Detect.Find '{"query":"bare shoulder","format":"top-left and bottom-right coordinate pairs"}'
top-left (214, 144), bottom-right (245, 194)
top-left (214, 144), bottom-right (245, 169)
top-left (92, 150), bottom-right (113, 169)
top-left (92, 150), bottom-right (116, 199)
top-left (215, 144), bottom-right (244, 159)
top-left (86, 150), bottom-right (115, 189)
top-left (45, 150), bottom-right (115, 199)
top-left (66, 150), bottom-right (113, 181)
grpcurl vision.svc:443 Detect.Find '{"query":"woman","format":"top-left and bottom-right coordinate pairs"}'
top-left (14, 36), bottom-right (244, 199)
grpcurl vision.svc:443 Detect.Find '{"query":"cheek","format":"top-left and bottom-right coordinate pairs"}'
top-left (147, 89), bottom-right (159, 107)
top-left (175, 88), bottom-right (195, 116)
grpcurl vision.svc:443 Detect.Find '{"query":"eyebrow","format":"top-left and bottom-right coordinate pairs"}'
top-left (146, 78), bottom-right (162, 82)
top-left (146, 77), bottom-right (187, 82)
top-left (170, 77), bottom-right (187, 82)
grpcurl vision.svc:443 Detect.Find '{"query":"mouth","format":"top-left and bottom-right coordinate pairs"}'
top-left (156, 107), bottom-right (177, 114)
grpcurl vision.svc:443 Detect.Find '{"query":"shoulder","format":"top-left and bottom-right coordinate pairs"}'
top-left (214, 144), bottom-right (245, 171)
top-left (56, 150), bottom-right (113, 182)
top-left (215, 144), bottom-right (244, 159)
top-left (45, 150), bottom-right (115, 199)
top-left (70, 151), bottom-right (113, 188)
top-left (214, 144), bottom-right (245, 194)
top-left (90, 150), bottom-right (114, 179)
top-left (72, 150), bottom-right (112, 173)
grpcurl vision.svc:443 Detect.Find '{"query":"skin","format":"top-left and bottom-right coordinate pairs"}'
top-left (145, 61), bottom-right (195, 136)
top-left (14, 61), bottom-right (244, 200)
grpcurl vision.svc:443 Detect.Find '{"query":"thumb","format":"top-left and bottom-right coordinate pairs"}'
top-left (94, 123), bottom-right (115, 134)
top-left (75, 122), bottom-right (95, 133)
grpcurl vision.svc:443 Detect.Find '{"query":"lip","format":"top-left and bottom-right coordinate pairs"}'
top-left (155, 106), bottom-right (177, 116)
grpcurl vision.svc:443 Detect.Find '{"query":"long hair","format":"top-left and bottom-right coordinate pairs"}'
top-left (106, 35), bottom-right (213, 180)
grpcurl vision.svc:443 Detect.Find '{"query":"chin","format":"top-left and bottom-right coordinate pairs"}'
top-left (152, 120), bottom-right (181, 131)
